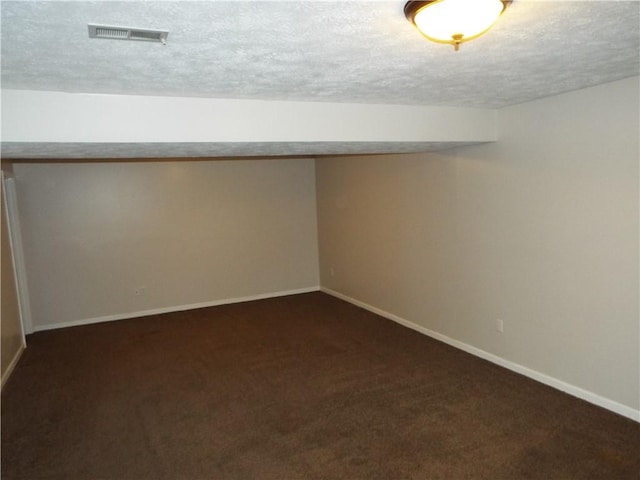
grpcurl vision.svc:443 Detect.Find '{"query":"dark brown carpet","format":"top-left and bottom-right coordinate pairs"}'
top-left (2, 292), bottom-right (638, 479)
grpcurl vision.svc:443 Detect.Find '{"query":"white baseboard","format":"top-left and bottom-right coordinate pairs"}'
top-left (321, 287), bottom-right (640, 423)
top-left (33, 286), bottom-right (320, 333)
top-left (1, 343), bottom-right (25, 390)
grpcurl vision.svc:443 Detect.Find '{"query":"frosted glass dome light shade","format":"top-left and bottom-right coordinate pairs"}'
top-left (405, 0), bottom-right (511, 50)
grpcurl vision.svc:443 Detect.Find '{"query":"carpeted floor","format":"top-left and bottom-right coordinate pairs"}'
top-left (2, 292), bottom-right (638, 479)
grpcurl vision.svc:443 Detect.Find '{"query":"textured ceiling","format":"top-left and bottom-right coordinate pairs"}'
top-left (1, 0), bottom-right (639, 159)
top-left (1, 141), bottom-right (486, 160)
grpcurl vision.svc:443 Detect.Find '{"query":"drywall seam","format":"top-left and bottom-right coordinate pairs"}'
top-left (1, 344), bottom-right (25, 390)
top-left (34, 286), bottom-right (320, 333)
top-left (320, 287), bottom-right (640, 423)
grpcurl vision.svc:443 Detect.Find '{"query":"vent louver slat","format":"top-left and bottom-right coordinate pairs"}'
top-left (95, 27), bottom-right (128, 39)
top-left (88, 24), bottom-right (168, 44)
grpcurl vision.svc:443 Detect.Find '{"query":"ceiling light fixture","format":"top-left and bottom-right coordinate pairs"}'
top-left (404, 0), bottom-right (511, 51)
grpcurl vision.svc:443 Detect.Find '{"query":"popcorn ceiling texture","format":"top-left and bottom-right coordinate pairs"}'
top-left (1, 141), bottom-right (484, 160)
top-left (1, 1), bottom-right (638, 158)
top-left (2, 1), bottom-right (638, 108)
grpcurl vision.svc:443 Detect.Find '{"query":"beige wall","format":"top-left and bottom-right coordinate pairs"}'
top-left (14, 158), bottom-right (319, 330)
top-left (1, 172), bottom-right (25, 385)
top-left (6, 77), bottom-right (638, 414)
top-left (316, 77), bottom-right (639, 413)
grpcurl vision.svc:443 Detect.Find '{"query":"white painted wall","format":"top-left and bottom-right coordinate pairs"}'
top-left (1, 90), bottom-right (496, 143)
top-left (316, 77), bottom-right (639, 417)
top-left (14, 158), bottom-right (319, 330)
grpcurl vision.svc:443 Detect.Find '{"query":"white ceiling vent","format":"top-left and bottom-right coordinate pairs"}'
top-left (88, 24), bottom-right (168, 45)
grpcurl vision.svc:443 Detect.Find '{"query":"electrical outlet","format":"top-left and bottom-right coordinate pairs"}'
top-left (330, 267), bottom-right (335, 277)
top-left (135, 287), bottom-right (146, 296)
top-left (496, 318), bottom-right (504, 333)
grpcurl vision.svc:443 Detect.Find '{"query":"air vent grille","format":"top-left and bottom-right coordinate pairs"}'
top-left (88, 24), bottom-right (168, 44)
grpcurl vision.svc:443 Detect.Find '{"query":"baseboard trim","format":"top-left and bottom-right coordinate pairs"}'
top-left (33, 286), bottom-right (320, 333)
top-left (1, 343), bottom-right (25, 390)
top-left (320, 287), bottom-right (640, 423)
